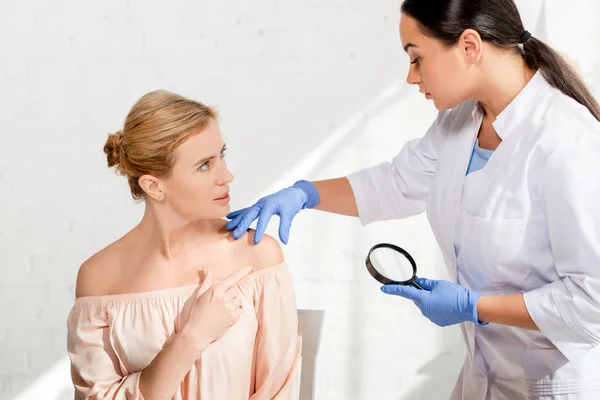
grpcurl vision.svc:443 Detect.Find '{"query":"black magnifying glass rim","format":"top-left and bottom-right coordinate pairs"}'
top-left (365, 242), bottom-right (422, 289)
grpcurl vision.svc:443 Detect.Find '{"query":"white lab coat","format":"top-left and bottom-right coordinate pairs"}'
top-left (347, 71), bottom-right (600, 399)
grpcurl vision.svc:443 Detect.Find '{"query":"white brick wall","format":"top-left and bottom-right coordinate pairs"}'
top-left (0, 1), bottom-right (405, 398)
top-left (1, 1), bottom-right (599, 399)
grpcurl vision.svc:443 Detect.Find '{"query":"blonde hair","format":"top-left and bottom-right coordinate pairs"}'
top-left (104, 90), bottom-right (218, 200)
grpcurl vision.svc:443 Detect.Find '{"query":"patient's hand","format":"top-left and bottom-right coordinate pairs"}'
top-left (181, 266), bottom-right (252, 357)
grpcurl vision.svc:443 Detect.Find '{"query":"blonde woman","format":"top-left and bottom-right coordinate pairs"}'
top-left (67, 90), bottom-right (301, 400)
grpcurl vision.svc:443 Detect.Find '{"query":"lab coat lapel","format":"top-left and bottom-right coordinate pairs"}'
top-left (428, 102), bottom-right (481, 281)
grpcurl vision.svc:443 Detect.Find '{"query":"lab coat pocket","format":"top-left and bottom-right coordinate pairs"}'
top-left (459, 212), bottom-right (528, 291)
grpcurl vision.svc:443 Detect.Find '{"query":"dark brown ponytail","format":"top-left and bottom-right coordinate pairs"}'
top-left (522, 37), bottom-right (600, 120)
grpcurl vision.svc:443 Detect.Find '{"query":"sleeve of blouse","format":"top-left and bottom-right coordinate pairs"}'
top-left (67, 301), bottom-right (146, 400)
top-left (250, 265), bottom-right (302, 399)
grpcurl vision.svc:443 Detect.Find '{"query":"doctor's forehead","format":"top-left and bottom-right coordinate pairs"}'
top-left (399, 13), bottom-right (423, 51)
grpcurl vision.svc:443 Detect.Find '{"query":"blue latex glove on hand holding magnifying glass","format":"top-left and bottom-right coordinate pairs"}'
top-left (381, 277), bottom-right (487, 327)
top-left (366, 242), bottom-right (487, 327)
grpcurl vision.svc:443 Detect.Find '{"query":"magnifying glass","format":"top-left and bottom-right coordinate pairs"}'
top-left (365, 243), bottom-right (424, 290)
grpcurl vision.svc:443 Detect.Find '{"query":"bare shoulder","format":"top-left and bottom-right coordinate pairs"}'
top-left (241, 229), bottom-right (284, 272)
top-left (75, 241), bottom-right (123, 298)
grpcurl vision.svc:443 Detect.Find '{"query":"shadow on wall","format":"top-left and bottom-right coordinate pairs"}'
top-left (399, 352), bottom-right (464, 400)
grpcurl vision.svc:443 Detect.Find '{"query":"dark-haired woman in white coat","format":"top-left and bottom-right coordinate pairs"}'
top-left (227, 0), bottom-right (600, 398)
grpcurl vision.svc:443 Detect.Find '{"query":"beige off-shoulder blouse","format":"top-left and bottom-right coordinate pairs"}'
top-left (67, 263), bottom-right (301, 400)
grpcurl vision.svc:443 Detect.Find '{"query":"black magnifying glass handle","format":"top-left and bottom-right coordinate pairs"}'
top-left (410, 280), bottom-right (424, 290)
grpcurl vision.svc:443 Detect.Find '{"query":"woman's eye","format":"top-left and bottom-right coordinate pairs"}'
top-left (411, 57), bottom-right (421, 65)
top-left (198, 149), bottom-right (226, 171)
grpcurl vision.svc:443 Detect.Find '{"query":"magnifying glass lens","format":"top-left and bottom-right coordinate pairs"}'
top-left (370, 246), bottom-right (414, 282)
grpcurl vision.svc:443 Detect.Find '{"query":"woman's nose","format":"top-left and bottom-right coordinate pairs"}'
top-left (218, 164), bottom-right (234, 185)
top-left (406, 65), bottom-right (421, 86)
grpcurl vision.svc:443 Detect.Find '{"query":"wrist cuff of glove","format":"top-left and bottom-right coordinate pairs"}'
top-left (293, 180), bottom-right (320, 209)
top-left (469, 291), bottom-right (489, 326)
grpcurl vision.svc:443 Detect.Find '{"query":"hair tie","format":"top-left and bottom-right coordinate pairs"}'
top-left (519, 30), bottom-right (532, 44)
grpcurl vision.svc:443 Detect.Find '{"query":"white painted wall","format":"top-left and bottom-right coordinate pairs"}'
top-left (1, 1), bottom-right (598, 399)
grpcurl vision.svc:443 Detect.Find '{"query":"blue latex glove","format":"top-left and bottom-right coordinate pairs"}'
top-left (381, 277), bottom-right (488, 327)
top-left (225, 180), bottom-right (320, 244)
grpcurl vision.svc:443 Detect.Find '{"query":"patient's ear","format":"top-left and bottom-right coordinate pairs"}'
top-left (139, 174), bottom-right (164, 201)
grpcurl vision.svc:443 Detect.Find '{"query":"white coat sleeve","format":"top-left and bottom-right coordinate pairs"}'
top-left (523, 135), bottom-right (600, 362)
top-left (346, 111), bottom-right (445, 225)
